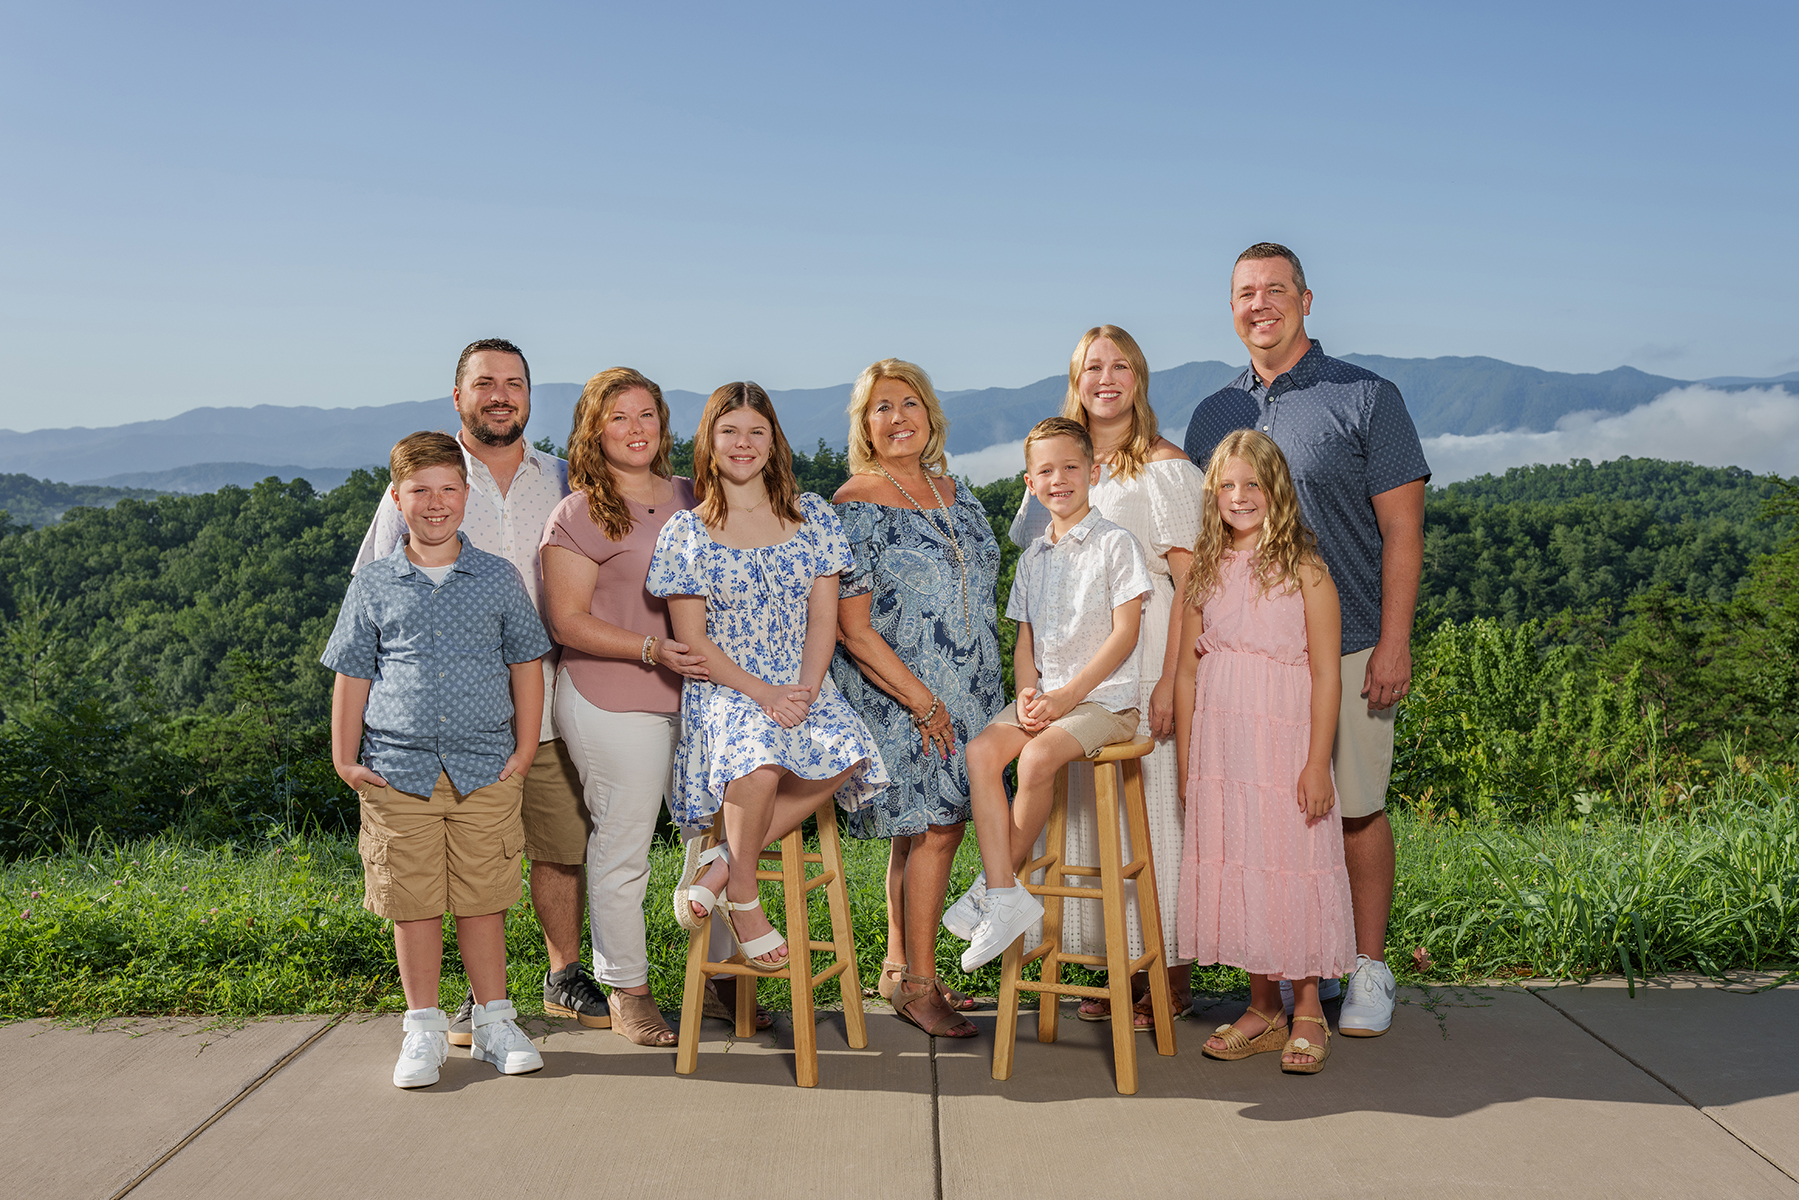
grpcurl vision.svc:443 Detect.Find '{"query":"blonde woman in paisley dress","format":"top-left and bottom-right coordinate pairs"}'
top-left (1009, 326), bottom-right (1201, 1027)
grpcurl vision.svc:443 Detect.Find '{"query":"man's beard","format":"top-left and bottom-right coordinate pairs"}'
top-left (464, 410), bottom-right (526, 447)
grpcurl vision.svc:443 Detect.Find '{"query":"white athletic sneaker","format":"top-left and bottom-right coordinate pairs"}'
top-left (1278, 976), bottom-right (1343, 1015)
top-left (959, 884), bottom-right (1044, 973)
top-left (942, 872), bottom-right (988, 940)
top-left (470, 999), bottom-right (545, 1075)
top-left (1337, 955), bottom-right (1396, 1037)
top-left (392, 1008), bottom-right (450, 1089)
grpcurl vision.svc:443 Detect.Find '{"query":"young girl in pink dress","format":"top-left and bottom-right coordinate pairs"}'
top-left (1173, 430), bottom-right (1355, 1074)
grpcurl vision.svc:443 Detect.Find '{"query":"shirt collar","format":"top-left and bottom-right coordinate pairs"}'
top-left (456, 432), bottom-right (555, 482)
top-left (389, 530), bottom-right (475, 577)
top-left (1249, 338), bottom-right (1325, 395)
top-left (1031, 507), bottom-right (1103, 554)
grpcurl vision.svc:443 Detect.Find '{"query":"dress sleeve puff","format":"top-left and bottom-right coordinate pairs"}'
top-left (1144, 458), bottom-right (1206, 560)
top-left (802, 493), bottom-right (855, 578)
top-left (647, 509), bottom-right (708, 598)
top-left (835, 501), bottom-right (878, 599)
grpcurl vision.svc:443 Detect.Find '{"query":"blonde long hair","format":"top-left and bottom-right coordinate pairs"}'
top-left (1060, 325), bottom-right (1158, 482)
top-left (1184, 430), bottom-right (1321, 606)
top-left (846, 358), bottom-right (950, 477)
top-left (692, 382), bottom-right (804, 528)
top-left (566, 367), bottom-right (674, 542)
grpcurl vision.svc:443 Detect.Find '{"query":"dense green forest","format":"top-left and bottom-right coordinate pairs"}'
top-left (0, 474), bottom-right (167, 529)
top-left (0, 451), bottom-right (1793, 857)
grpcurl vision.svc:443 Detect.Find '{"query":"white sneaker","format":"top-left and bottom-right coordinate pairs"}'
top-left (392, 1008), bottom-right (449, 1089)
top-left (942, 872), bottom-right (988, 940)
top-left (470, 999), bottom-right (544, 1074)
top-left (959, 884), bottom-right (1044, 972)
top-left (1338, 955), bottom-right (1396, 1037)
top-left (1278, 976), bottom-right (1343, 1016)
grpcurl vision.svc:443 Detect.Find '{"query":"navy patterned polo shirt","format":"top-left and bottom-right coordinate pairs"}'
top-left (1182, 340), bottom-right (1430, 656)
top-left (322, 532), bottom-right (552, 796)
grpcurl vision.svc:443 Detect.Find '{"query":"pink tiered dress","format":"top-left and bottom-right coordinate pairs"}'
top-left (1176, 552), bottom-right (1355, 980)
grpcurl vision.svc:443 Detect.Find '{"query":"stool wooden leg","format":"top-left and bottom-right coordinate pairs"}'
top-left (992, 929), bottom-right (1023, 1080)
top-left (1094, 761), bottom-right (1139, 1095)
top-left (1124, 759), bottom-right (1177, 1057)
top-left (1038, 770), bottom-right (1068, 1044)
top-left (777, 827), bottom-right (818, 1088)
top-left (819, 810), bottom-right (868, 1050)
top-left (734, 963), bottom-right (757, 1039)
top-left (676, 915), bottom-right (710, 1076)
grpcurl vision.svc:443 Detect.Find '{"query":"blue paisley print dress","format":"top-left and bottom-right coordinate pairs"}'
top-left (830, 491), bottom-right (1004, 839)
top-left (647, 492), bottom-right (889, 826)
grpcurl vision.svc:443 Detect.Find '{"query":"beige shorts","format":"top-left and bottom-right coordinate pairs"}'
top-left (1334, 646), bottom-right (1397, 819)
top-left (357, 771), bottom-right (526, 921)
top-left (989, 702), bottom-right (1141, 759)
top-left (521, 737), bottom-right (589, 865)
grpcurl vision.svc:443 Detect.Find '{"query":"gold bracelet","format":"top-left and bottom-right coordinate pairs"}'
top-left (641, 635), bottom-right (657, 665)
top-left (912, 696), bottom-right (939, 728)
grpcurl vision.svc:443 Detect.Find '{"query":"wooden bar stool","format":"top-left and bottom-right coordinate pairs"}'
top-left (674, 804), bottom-right (868, 1088)
top-left (992, 735), bottom-right (1175, 1094)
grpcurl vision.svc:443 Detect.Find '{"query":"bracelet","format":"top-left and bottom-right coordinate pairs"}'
top-left (912, 696), bottom-right (939, 729)
top-left (641, 635), bottom-right (658, 665)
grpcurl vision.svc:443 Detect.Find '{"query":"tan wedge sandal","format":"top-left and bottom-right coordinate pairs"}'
top-left (1201, 1005), bottom-right (1289, 1061)
top-left (1281, 1013), bottom-right (1331, 1074)
top-left (609, 990), bottom-right (678, 1048)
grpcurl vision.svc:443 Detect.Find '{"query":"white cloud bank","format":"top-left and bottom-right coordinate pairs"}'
top-left (1423, 385), bottom-right (1799, 483)
top-left (945, 438), bottom-right (1029, 485)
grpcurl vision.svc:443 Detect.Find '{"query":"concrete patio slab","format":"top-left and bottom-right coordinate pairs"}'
top-left (0, 1015), bottom-right (330, 1200)
top-left (127, 1005), bottom-right (937, 1200)
top-left (935, 987), bottom-right (1799, 1200)
top-left (1531, 973), bottom-right (1799, 1180)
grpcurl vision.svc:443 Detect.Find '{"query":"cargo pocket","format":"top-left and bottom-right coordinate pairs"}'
top-left (358, 828), bottom-right (393, 913)
top-left (501, 820), bottom-right (526, 863)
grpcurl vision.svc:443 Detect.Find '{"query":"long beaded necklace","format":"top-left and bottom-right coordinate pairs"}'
top-left (876, 463), bottom-right (971, 635)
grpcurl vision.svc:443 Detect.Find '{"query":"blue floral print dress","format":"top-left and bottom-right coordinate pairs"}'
top-left (830, 493), bottom-right (1004, 838)
top-left (647, 492), bottom-right (889, 826)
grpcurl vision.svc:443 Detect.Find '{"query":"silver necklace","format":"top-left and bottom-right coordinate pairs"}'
top-left (876, 464), bottom-right (970, 634)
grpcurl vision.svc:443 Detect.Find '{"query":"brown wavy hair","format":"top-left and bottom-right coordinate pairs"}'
top-left (692, 381), bottom-right (804, 529)
top-left (1060, 325), bottom-right (1158, 482)
top-left (1184, 430), bottom-right (1321, 606)
top-left (566, 367), bottom-right (674, 542)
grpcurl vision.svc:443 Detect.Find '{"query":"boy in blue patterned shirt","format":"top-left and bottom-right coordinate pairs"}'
top-left (322, 431), bottom-right (551, 1088)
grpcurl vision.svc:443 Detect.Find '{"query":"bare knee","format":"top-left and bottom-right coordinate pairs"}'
top-left (1016, 739), bottom-right (1072, 791)
top-left (917, 822), bottom-right (965, 863)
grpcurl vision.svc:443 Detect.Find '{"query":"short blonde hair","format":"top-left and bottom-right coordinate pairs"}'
top-left (389, 431), bottom-right (466, 487)
top-left (1023, 416), bottom-right (1093, 468)
top-left (1060, 325), bottom-right (1159, 482)
top-left (846, 359), bottom-right (950, 477)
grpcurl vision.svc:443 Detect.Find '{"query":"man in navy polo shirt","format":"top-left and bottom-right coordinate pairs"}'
top-left (1183, 243), bottom-right (1428, 1038)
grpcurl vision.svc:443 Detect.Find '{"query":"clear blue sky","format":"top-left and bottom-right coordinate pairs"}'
top-left (3, 1), bottom-right (1795, 431)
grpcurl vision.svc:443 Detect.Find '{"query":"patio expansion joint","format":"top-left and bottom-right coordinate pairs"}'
top-left (106, 1013), bottom-right (347, 1200)
top-left (929, 1034), bottom-right (944, 1200)
top-left (1528, 988), bottom-right (1797, 1186)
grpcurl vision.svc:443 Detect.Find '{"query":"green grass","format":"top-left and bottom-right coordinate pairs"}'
top-left (5, 776), bottom-right (1796, 1020)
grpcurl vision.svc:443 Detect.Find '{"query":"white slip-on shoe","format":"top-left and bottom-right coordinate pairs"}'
top-left (959, 884), bottom-right (1044, 973)
top-left (1278, 975), bottom-right (1343, 1016)
top-left (1337, 955), bottom-right (1396, 1037)
top-left (393, 1008), bottom-right (450, 1089)
top-left (470, 999), bottom-right (545, 1075)
top-left (942, 871), bottom-right (988, 940)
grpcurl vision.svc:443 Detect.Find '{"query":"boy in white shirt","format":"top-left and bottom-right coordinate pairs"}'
top-left (947, 417), bottom-right (1153, 971)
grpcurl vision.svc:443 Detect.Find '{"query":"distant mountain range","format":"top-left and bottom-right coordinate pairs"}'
top-left (2, 355), bottom-right (1792, 491)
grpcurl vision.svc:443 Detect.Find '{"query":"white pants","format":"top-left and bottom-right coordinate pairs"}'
top-left (555, 672), bottom-right (729, 987)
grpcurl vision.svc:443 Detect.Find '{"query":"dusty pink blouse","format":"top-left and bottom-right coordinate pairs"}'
top-left (540, 478), bottom-right (696, 714)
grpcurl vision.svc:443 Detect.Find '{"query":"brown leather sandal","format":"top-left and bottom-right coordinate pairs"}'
top-left (703, 978), bottom-right (774, 1031)
top-left (876, 960), bottom-right (907, 1003)
top-left (1201, 1005), bottom-right (1289, 1061)
top-left (892, 972), bottom-right (978, 1039)
top-left (1281, 1013), bottom-right (1331, 1074)
top-left (609, 990), bottom-right (678, 1047)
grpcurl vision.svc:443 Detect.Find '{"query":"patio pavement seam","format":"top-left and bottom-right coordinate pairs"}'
top-left (1528, 987), bottom-right (1799, 1186)
top-left (107, 1013), bottom-right (346, 1200)
top-left (929, 1033), bottom-right (944, 1200)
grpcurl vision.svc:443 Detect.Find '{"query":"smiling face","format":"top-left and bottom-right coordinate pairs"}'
top-left (865, 375), bottom-right (933, 469)
top-left (453, 350), bottom-right (531, 447)
top-left (1213, 455), bottom-right (1266, 549)
top-left (392, 463), bottom-right (468, 557)
top-left (710, 404), bottom-right (774, 488)
top-left (1078, 336), bottom-right (1136, 424)
top-left (1230, 257), bottom-right (1312, 370)
top-left (598, 386), bottom-right (662, 473)
top-left (1025, 434), bottom-right (1101, 522)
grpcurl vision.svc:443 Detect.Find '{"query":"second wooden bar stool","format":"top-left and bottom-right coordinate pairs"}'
top-left (992, 735), bottom-right (1176, 1094)
top-left (674, 805), bottom-right (868, 1088)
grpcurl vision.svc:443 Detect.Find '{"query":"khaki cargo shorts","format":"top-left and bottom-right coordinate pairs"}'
top-left (520, 737), bottom-right (590, 865)
top-left (1334, 646), bottom-right (1398, 819)
top-left (989, 702), bottom-right (1141, 759)
top-left (357, 771), bottom-right (526, 921)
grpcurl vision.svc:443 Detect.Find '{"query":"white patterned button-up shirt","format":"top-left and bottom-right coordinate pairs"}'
top-left (1005, 508), bottom-right (1153, 714)
top-left (353, 436), bottom-right (570, 742)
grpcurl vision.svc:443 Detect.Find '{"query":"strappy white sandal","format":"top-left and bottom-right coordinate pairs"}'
top-left (722, 894), bottom-right (789, 973)
top-left (674, 839), bottom-right (729, 931)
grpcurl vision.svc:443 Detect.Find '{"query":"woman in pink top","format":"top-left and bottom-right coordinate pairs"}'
top-left (541, 367), bottom-right (755, 1045)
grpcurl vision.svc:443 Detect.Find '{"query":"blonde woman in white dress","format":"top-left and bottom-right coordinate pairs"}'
top-left (1009, 325), bottom-right (1201, 1027)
